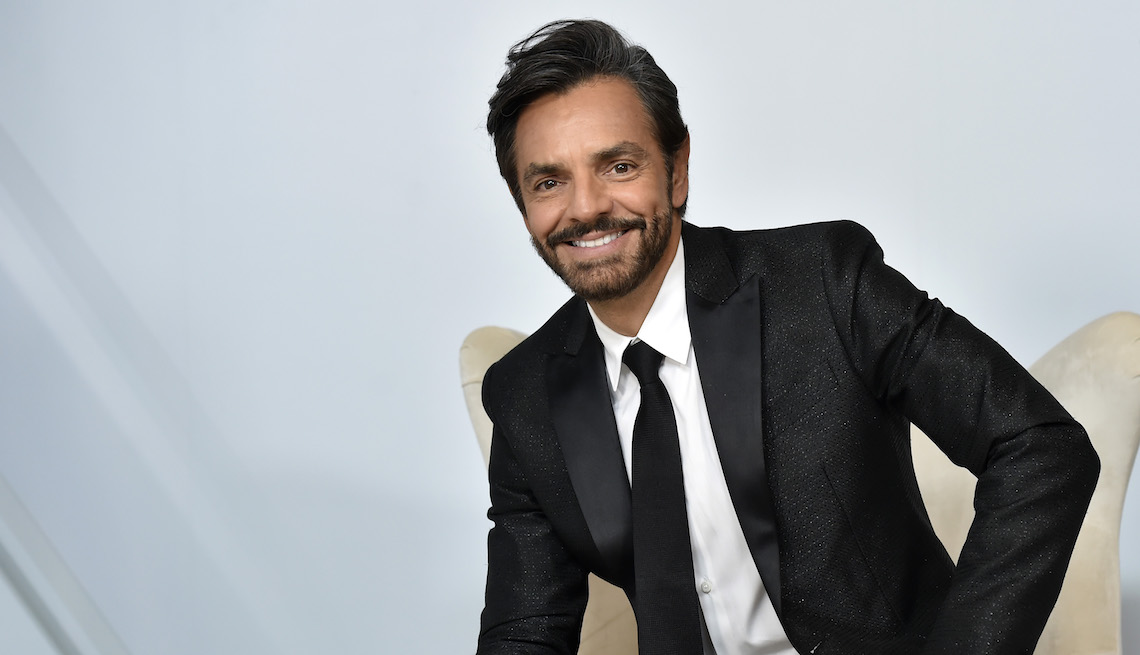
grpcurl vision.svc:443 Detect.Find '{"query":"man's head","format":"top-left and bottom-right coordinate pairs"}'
top-left (487, 20), bottom-right (691, 303)
top-left (487, 19), bottom-right (689, 218)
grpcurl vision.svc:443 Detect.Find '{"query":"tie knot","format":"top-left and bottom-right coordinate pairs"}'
top-left (622, 340), bottom-right (664, 384)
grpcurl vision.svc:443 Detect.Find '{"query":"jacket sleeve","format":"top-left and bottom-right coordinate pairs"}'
top-left (477, 363), bottom-right (589, 655)
top-left (823, 221), bottom-right (1100, 654)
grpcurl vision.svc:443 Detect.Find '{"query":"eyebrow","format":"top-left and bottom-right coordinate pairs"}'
top-left (522, 162), bottom-right (562, 183)
top-left (593, 141), bottom-right (650, 164)
top-left (521, 141), bottom-right (652, 183)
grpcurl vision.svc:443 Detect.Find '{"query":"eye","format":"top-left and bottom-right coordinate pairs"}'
top-left (613, 162), bottom-right (632, 175)
top-left (536, 179), bottom-right (559, 191)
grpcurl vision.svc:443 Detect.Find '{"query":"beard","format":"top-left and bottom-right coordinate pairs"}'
top-left (530, 211), bottom-right (674, 302)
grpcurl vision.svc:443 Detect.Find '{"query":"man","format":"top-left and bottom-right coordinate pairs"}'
top-left (478, 19), bottom-right (1099, 655)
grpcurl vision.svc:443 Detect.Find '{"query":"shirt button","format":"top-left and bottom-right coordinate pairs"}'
top-left (700, 579), bottom-right (712, 594)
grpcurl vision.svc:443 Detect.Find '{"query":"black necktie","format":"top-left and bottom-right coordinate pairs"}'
top-left (623, 341), bottom-right (704, 655)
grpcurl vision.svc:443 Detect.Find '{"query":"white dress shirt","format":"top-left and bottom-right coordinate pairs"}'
top-left (587, 238), bottom-right (796, 655)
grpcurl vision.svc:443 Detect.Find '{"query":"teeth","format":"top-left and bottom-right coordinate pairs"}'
top-left (571, 230), bottom-right (625, 248)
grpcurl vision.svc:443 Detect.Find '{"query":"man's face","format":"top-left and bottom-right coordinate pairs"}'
top-left (512, 77), bottom-right (688, 302)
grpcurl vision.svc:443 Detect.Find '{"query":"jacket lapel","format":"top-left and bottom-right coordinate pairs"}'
top-left (543, 224), bottom-right (783, 606)
top-left (547, 301), bottom-right (634, 585)
top-left (685, 224), bottom-right (783, 616)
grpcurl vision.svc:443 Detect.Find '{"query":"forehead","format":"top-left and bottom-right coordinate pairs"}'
top-left (514, 77), bottom-right (659, 169)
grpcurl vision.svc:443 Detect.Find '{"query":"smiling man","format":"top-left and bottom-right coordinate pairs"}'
top-left (515, 78), bottom-right (686, 335)
top-left (477, 19), bottom-right (1099, 655)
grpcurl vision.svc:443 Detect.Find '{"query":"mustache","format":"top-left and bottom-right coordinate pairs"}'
top-left (546, 216), bottom-right (647, 248)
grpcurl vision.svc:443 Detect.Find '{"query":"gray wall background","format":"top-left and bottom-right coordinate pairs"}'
top-left (1, 1), bottom-right (1137, 653)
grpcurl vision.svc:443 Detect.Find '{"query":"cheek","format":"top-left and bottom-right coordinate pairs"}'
top-left (613, 182), bottom-right (668, 214)
top-left (522, 205), bottom-right (559, 239)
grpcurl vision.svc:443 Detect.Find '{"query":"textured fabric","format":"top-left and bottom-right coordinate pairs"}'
top-left (624, 341), bottom-right (704, 654)
top-left (478, 220), bottom-right (1100, 655)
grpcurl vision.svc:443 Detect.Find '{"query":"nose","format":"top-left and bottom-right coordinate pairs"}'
top-left (566, 174), bottom-right (612, 222)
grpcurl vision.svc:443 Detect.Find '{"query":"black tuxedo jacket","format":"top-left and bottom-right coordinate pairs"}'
top-left (478, 221), bottom-right (1098, 654)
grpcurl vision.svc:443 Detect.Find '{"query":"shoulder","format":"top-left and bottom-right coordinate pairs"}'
top-left (726, 219), bottom-right (875, 253)
top-left (481, 294), bottom-right (585, 416)
top-left (684, 219), bottom-right (879, 285)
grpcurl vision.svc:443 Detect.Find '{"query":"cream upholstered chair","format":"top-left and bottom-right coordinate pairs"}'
top-left (461, 312), bottom-right (1140, 655)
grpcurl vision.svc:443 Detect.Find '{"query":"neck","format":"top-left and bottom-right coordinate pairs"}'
top-left (588, 224), bottom-right (680, 337)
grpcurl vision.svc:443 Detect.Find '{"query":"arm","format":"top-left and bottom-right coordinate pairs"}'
top-left (823, 221), bottom-right (1100, 654)
top-left (478, 364), bottom-right (589, 654)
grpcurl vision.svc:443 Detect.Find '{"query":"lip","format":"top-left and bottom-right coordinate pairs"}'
top-left (560, 228), bottom-right (632, 257)
top-left (568, 229), bottom-right (626, 248)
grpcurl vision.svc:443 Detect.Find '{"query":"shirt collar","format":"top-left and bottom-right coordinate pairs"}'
top-left (588, 237), bottom-right (692, 391)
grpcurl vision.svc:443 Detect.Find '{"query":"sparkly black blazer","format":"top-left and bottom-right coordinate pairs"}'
top-left (477, 220), bottom-right (1099, 654)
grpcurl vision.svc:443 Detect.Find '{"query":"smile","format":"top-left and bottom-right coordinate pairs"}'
top-left (570, 230), bottom-right (626, 248)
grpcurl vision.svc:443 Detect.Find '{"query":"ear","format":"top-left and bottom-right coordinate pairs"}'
top-left (671, 134), bottom-right (691, 209)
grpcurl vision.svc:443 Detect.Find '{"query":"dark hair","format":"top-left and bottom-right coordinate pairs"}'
top-left (487, 19), bottom-right (689, 216)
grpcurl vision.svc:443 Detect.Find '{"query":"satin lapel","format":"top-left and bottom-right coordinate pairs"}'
top-left (548, 309), bottom-right (634, 583)
top-left (688, 276), bottom-right (783, 616)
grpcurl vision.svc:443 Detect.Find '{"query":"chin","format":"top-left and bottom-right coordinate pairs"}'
top-left (533, 209), bottom-right (675, 302)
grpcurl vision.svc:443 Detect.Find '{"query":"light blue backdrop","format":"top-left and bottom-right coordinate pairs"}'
top-left (1, 1), bottom-right (1137, 653)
